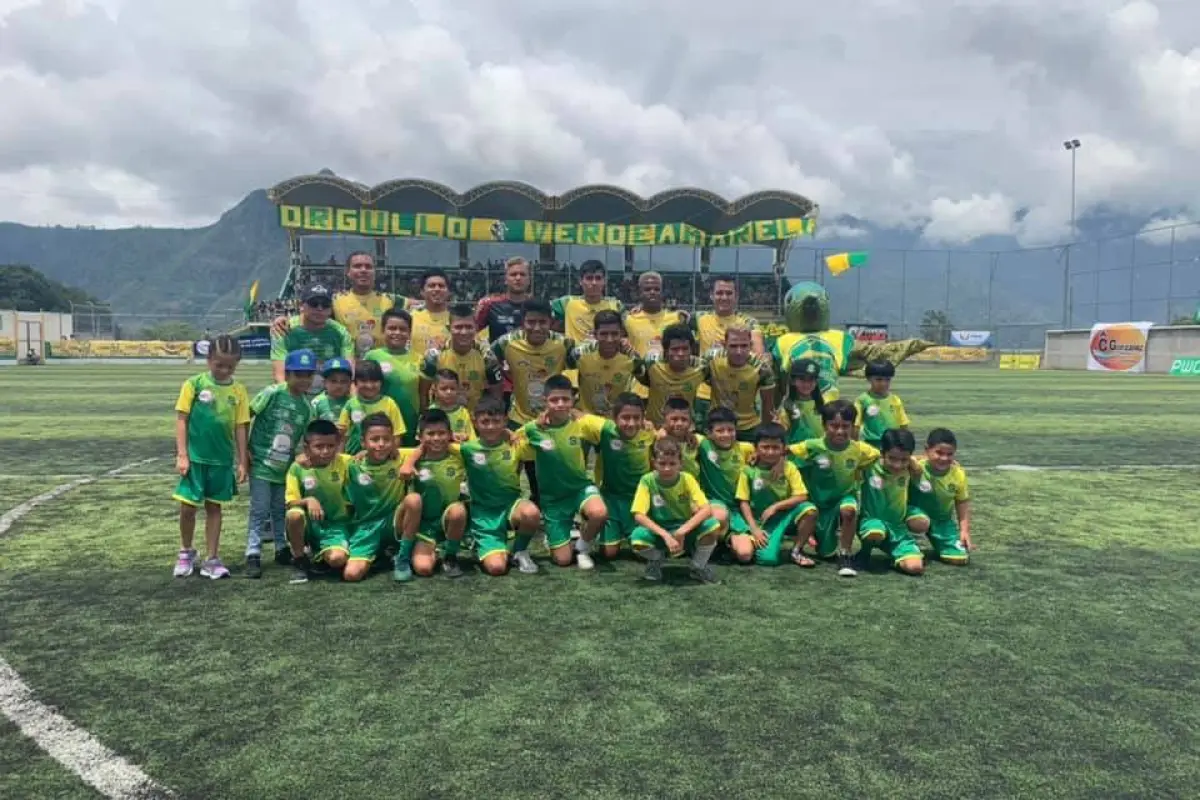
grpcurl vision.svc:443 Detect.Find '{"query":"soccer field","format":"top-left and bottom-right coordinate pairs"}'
top-left (1, 363), bottom-right (1198, 799)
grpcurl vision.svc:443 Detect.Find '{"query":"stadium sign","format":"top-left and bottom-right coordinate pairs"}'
top-left (950, 330), bottom-right (993, 348)
top-left (1087, 321), bottom-right (1153, 372)
top-left (1169, 358), bottom-right (1200, 376)
top-left (277, 205), bottom-right (815, 247)
top-left (846, 324), bottom-right (888, 343)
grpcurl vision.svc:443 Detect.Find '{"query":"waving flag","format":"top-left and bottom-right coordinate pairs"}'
top-left (825, 251), bottom-right (868, 277)
top-left (244, 280), bottom-right (260, 317)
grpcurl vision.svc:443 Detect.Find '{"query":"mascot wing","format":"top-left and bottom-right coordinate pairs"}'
top-left (846, 339), bottom-right (936, 374)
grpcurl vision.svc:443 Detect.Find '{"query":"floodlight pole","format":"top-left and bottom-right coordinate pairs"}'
top-left (1063, 138), bottom-right (1081, 328)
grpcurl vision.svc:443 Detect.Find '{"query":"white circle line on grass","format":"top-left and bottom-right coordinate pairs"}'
top-left (0, 456), bottom-right (177, 799)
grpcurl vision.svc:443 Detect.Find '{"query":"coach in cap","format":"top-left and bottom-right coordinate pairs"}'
top-left (269, 284), bottom-right (355, 393)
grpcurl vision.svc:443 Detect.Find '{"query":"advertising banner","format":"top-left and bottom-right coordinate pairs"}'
top-left (909, 346), bottom-right (991, 363)
top-left (1169, 357), bottom-right (1200, 376)
top-left (999, 353), bottom-right (1041, 370)
top-left (238, 335), bottom-right (271, 359)
top-left (1087, 322), bottom-right (1153, 372)
top-left (845, 324), bottom-right (889, 343)
top-left (950, 330), bottom-right (993, 348)
top-left (51, 340), bottom-right (193, 358)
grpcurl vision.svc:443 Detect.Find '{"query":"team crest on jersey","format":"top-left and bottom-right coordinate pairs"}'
top-left (418, 468), bottom-right (432, 482)
top-left (351, 410), bottom-right (365, 423)
top-left (472, 452), bottom-right (487, 466)
top-left (753, 477), bottom-right (765, 491)
top-left (869, 474), bottom-right (884, 490)
top-left (610, 440), bottom-right (624, 451)
top-left (918, 479), bottom-right (933, 493)
top-left (357, 472), bottom-right (373, 486)
top-left (866, 405), bottom-right (880, 417)
top-left (302, 475), bottom-right (317, 490)
top-left (568, 436), bottom-right (579, 446)
top-left (539, 439), bottom-right (554, 451)
top-left (652, 494), bottom-right (665, 508)
top-left (198, 389), bottom-right (214, 404)
top-left (816, 455), bottom-right (831, 469)
top-left (379, 362), bottom-right (393, 374)
top-left (707, 450), bottom-right (718, 463)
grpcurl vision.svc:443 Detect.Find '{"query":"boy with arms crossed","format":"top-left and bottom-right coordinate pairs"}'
top-left (908, 428), bottom-right (973, 564)
top-left (593, 393), bottom-right (657, 560)
top-left (283, 420), bottom-right (354, 584)
top-left (567, 310), bottom-right (642, 415)
top-left (734, 423), bottom-right (816, 567)
top-left (638, 323), bottom-right (707, 426)
top-left (397, 409), bottom-right (469, 579)
top-left (420, 303), bottom-right (502, 412)
top-left (346, 413), bottom-right (411, 582)
top-left (705, 326), bottom-right (776, 441)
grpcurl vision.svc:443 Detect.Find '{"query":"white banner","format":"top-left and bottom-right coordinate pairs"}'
top-left (950, 330), bottom-right (992, 348)
top-left (1087, 322), bottom-right (1153, 372)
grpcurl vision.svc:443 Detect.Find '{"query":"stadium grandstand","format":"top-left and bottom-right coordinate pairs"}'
top-left (252, 172), bottom-right (818, 322)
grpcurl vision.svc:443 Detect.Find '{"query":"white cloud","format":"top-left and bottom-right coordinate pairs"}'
top-left (0, 0), bottom-right (1197, 245)
top-left (1137, 214), bottom-right (1200, 245)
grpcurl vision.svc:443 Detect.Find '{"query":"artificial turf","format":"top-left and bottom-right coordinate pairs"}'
top-left (0, 364), bottom-right (1197, 799)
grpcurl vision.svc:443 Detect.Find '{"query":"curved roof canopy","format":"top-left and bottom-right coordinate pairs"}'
top-left (268, 175), bottom-right (817, 234)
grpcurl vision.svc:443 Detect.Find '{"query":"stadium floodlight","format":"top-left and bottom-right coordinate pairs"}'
top-left (1062, 139), bottom-right (1082, 328)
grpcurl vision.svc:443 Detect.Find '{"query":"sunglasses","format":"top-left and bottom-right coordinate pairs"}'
top-left (305, 299), bottom-right (332, 309)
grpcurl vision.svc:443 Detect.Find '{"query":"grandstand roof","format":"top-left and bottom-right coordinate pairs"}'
top-left (267, 175), bottom-right (817, 233)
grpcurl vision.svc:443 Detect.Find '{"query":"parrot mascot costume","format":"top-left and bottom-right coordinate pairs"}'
top-left (768, 281), bottom-right (933, 400)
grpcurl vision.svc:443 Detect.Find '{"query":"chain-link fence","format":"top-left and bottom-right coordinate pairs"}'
top-left (70, 304), bottom-right (244, 340)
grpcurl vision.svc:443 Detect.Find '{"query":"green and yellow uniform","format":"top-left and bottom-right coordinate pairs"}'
top-left (909, 458), bottom-right (970, 563)
top-left (248, 383), bottom-right (312, 484)
top-left (458, 439), bottom-right (525, 560)
top-left (594, 423), bottom-right (656, 546)
top-left (735, 462), bottom-right (816, 565)
top-left (854, 392), bottom-right (911, 448)
top-left (420, 343), bottom-right (502, 411)
top-left (696, 437), bottom-right (756, 535)
top-left (770, 330), bottom-right (853, 396)
top-left (173, 372), bottom-right (250, 506)
top-left (629, 472), bottom-right (720, 555)
top-left (623, 307), bottom-right (686, 398)
top-left (285, 453), bottom-right (355, 561)
top-left (638, 356), bottom-right (708, 425)
top-left (409, 306), bottom-right (451, 354)
top-left (788, 438), bottom-right (879, 557)
top-left (551, 294), bottom-right (625, 386)
top-left (516, 415), bottom-right (606, 549)
top-left (365, 347), bottom-right (422, 446)
top-left (567, 341), bottom-right (643, 415)
top-left (691, 311), bottom-right (759, 404)
top-left (704, 349), bottom-right (776, 438)
top-left (859, 462), bottom-right (923, 565)
top-left (778, 398), bottom-right (823, 445)
top-left (346, 451), bottom-right (411, 562)
top-left (411, 450), bottom-right (467, 544)
top-left (270, 316), bottom-right (354, 394)
top-left (490, 331), bottom-right (570, 426)
top-left (433, 404), bottom-right (475, 441)
top-left (336, 394), bottom-right (405, 455)
top-left (332, 290), bottom-right (397, 356)
top-left (311, 391), bottom-right (349, 424)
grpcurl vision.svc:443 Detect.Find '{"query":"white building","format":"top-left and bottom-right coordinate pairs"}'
top-left (0, 310), bottom-right (74, 357)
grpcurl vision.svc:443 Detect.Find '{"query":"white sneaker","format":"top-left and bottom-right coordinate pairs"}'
top-left (837, 552), bottom-right (858, 578)
top-left (513, 551), bottom-right (539, 574)
top-left (575, 551), bottom-right (595, 570)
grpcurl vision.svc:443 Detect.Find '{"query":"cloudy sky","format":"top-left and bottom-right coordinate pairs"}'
top-left (0, 0), bottom-right (1197, 244)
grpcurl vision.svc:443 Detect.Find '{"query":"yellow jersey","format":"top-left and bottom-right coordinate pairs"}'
top-left (410, 307), bottom-right (451, 354)
top-left (637, 356), bottom-right (708, 425)
top-left (690, 311), bottom-right (760, 401)
top-left (550, 295), bottom-right (625, 343)
top-left (491, 331), bottom-right (571, 425)
top-left (624, 308), bottom-right (688, 360)
top-left (420, 343), bottom-right (503, 411)
top-left (332, 291), bottom-right (395, 356)
top-left (567, 341), bottom-right (643, 415)
top-left (705, 350), bottom-right (776, 431)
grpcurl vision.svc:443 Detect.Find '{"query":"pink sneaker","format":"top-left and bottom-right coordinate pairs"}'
top-left (172, 549), bottom-right (197, 578)
top-left (199, 557), bottom-right (230, 580)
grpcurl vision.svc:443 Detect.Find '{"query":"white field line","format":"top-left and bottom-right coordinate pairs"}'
top-left (0, 456), bottom-right (176, 799)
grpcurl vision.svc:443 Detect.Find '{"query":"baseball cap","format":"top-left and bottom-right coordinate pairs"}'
top-left (790, 358), bottom-right (820, 379)
top-left (284, 349), bottom-right (317, 373)
top-left (322, 357), bottom-right (352, 377)
top-left (302, 284), bottom-right (333, 305)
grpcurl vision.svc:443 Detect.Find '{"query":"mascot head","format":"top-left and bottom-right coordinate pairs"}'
top-left (783, 282), bottom-right (829, 333)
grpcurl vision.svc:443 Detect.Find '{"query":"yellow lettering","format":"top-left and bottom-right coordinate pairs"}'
top-left (656, 224), bottom-right (677, 245)
top-left (361, 210), bottom-right (389, 235)
top-left (729, 223), bottom-right (752, 245)
top-left (418, 214), bottom-right (445, 237)
top-left (528, 222), bottom-right (554, 243)
top-left (554, 223), bottom-right (578, 245)
top-left (753, 220), bottom-right (778, 241)
top-left (445, 216), bottom-right (469, 239)
top-left (679, 225), bottom-right (705, 247)
top-left (390, 213), bottom-right (415, 237)
top-left (709, 233), bottom-right (729, 248)
top-left (629, 224), bottom-right (655, 245)
top-left (579, 223), bottom-right (603, 245)
top-left (335, 208), bottom-right (358, 233)
top-left (605, 224), bottom-right (627, 246)
top-left (279, 205), bottom-right (303, 228)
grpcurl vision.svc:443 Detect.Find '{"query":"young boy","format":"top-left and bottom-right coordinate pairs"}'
top-left (283, 419), bottom-right (354, 584)
top-left (365, 309), bottom-right (422, 444)
top-left (593, 392), bottom-right (657, 559)
top-left (397, 409), bottom-right (469, 579)
top-left (908, 427), bottom-right (972, 564)
top-left (629, 438), bottom-right (721, 584)
top-left (337, 359), bottom-right (405, 454)
top-left (458, 396), bottom-right (542, 576)
top-left (420, 303), bottom-right (502, 412)
top-left (345, 413), bottom-right (411, 582)
top-left (516, 374), bottom-right (609, 570)
top-left (734, 423), bottom-right (816, 566)
top-left (567, 310), bottom-right (643, 416)
top-left (854, 360), bottom-right (910, 448)
top-left (311, 357), bottom-right (353, 423)
top-left (491, 299), bottom-right (571, 428)
top-left (429, 368), bottom-right (475, 441)
top-left (638, 323), bottom-right (707, 426)
top-left (857, 428), bottom-right (925, 575)
top-left (705, 326), bottom-right (776, 441)
top-left (661, 397), bottom-right (701, 478)
top-left (245, 348), bottom-right (316, 577)
top-left (695, 407), bottom-right (755, 553)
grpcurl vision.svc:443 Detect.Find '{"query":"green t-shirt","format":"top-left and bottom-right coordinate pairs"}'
top-left (594, 422), bottom-right (654, 498)
top-left (270, 316), bottom-right (354, 364)
top-left (781, 398), bottom-right (823, 445)
top-left (413, 452), bottom-right (466, 525)
top-left (697, 438), bottom-right (755, 507)
top-left (631, 472), bottom-right (708, 527)
top-left (346, 453), bottom-right (408, 522)
top-left (284, 453), bottom-right (352, 524)
top-left (248, 383), bottom-right (312, 483)
top-left (860, 461), bottom-right (910, 526)
top-left (854, 392), bottom-right (910, 446)
top-left (735, 462), bottom-right (807, 517)
top-left (458, 440), bottom-right (522, 511)
top-left (311, 391), bottom-right (349, 423)
top-left (336, 395), bottom-right (405, 455)
top-left (365, 347), bottom-right (422, 441)
top-left (517, 415), bottom-right (606, 502)
top-left (910, 459), bottom-right (969, 522)
top-left (174, 372), bottom-right (250, 466)
top-left (788, 438), bottom-right (879, 508)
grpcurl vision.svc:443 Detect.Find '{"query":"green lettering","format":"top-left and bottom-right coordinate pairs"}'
top-left (304, 206), bottom-right (332, 231)
top-left (360, 210), bottom-right (389, 235)
top-left (579, 223), bottom-right (603, 245)
top-left (279, 205), bottom-right (303, 228)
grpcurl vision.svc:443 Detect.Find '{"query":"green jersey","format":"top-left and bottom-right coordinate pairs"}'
top-left (780, 398), bottom-right (823, 444)
top-left (336, 395), bottom-right (405, 455)
top-left (270, 316), bottom-right (353, 365)
top-left (631, 472), bottom-right (709, 527)
top-left (697, 438), bottom-right (756, 507)
top-left (285, 453), bottom-right (352, 524)
top-left (174, 372), bottom-right (250, 466)
top-left (735, 462), bottom-right (808, 517)
top-left (910, 458), bottom-right (969, 522)
top-left (594, 423), bottom-right (655, 497)
top-left (311, 391), bottom-right (349, 423)
top-left (413, 451), bottom-right (467, 524)
top-left (365, 347), bottom-right (422, 439)
top-left (860, 461), bottom-right (910, 526)
top-left (788, 438), bottom-right (879, 507)
top-left (457, 440), bottom-right (522, 511)
top-left (347, 453), bottom-right (408, 522)
top-left (854, 392), bottom-right (910, 446)
top-left (248, 383), bottom-right (312, 483)
top-left (516, 415), bottom-right (607, 502)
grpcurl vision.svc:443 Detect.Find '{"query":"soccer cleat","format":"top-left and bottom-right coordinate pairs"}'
top-left (512, 551), bottom-right (539, 574)
top-left (289, 555), bottom-right (311, 584)
top-left (172, 549), bottom-right (196, 578)
top-left (689, 564), bottom-right (720, 585)
top-left (442, 554), bottom-right (464, 579)
top-left (836, 552), bottom-right (858, 578)
top-left (199, 558), bottom-right (230, 580)
top-left (643, 560), bottom-right (664, 582)
top-left (244, 555), bottom-right (263, 579)
top-left (274, 548), bottom-right (292, 567)
top-left (392, 559), bottom-right (414, 583)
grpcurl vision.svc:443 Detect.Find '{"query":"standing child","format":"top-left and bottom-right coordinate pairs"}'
top-left (244, 349), bottom-right (316, 578)
top-left (365, 309), bottom-right (422, 445)
top-left (638, 323), bottom-right (707, 426)
top-left (172, 334), bottom-right (250, 580)
top-left (593, 393), bottom-right (657, 560)
top-left (778, 358), bottom-right (825, 445)
top-left (854, 360), bottom-right (910, 448)
top-left (661, 397), bottom-right (701, 478)
top-left (282, 420), bottom-right (353, 584)
top-left (311, 357), bottom-right (353, 423)
top-left (629, 438), bottom-right (722, 584)
top-left (734, 423), bottom-right (816, 566)
top-left (337, 359), bottom-right (405, 454)
top-left (419, 303), bottom-right (502, 412)
top-left (789, 399), bottom-right (881, 578)
top-left (567, 310), bottom-right (642, 416)
top-left (908, 428), bottom-right (973, 564)
top-left (857, 428), bottom-right (926, 575)
top-left (397, 409), bottom-right (469, 579)
top-left (696, 407), bottom-right (756, 556)
top-left (345, 413), bottom-right (410, 582)
top-left (429, 369), bottom-right (475, 441)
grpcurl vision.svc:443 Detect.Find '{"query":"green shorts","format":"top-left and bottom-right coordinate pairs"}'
top-left (350, 516), bottom-right (395, 563)
top-left (630, 517), bottom-right (722, 556)
top-left (814, 495), bottom-right (859, 558)
top-left (600, 491), bottom-right (635, 546)
top-left (297, 515), bottom-right (352, 563)
top-left (417, 502), bottom-right (466, 546)
top-left (542, 485), bottom-right (603, 550)
top-left (711, 500), bottom-right (749, 536)
top-left (926, 517), bottom-right (968, 563)
top-left (736, 502), bottom-right (816, 565)
top-left (469, 500), bottom-right (522, 560)
top-left (173, 463), bottom-right (235, 507)
top-left (859, 515), bottom-right (922, 564)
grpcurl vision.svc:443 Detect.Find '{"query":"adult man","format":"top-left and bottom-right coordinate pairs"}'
top-left (551, 259), bottom-right (625, 343)
top-left (624, 271), bottom-right (688, 360)
top-left (475, 256), bottom-right (532, 342)
top-left (269, 284), bottom-right (354, 391)
top-left (690, 276), bottom-right (765, 420)
top-left (410, 268), bottom-right (452, 354)
top-left (420, 303), bottom-right (503, 411)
